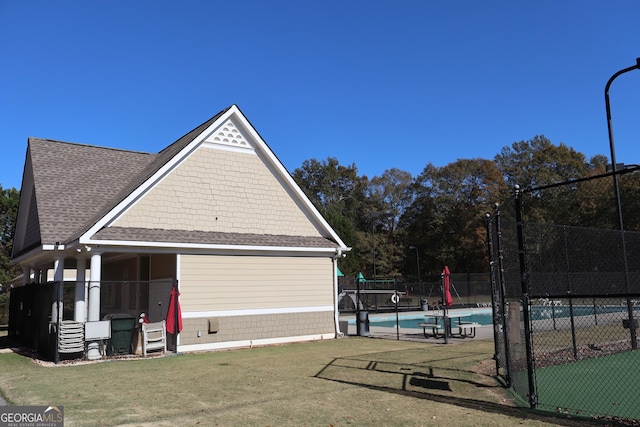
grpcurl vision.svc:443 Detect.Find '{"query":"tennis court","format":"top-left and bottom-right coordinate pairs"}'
top-left (513, 350), bottom-right (640, 419)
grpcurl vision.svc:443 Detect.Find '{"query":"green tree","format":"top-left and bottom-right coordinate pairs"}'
top-left (406, 159), bottom-right (507, 273)
top-left (354, 209), bottom-right (398, 280)
top-left (567, 155), bottom-right (621, 229)
top-left (368, 168), bottom-right (414, 226)
top-left (495, 135), bottom-right (588, 189)
top-left (495, 135), bottom-right (591, 224)
top-left (292, 158), bottom-right (361, 208)
top-left (292, 158), bottom-right (367, 276)
top-left (365, 169), bottom-right (414, 277)
top-left (292, 138), bottom-right (612, 280)
top-left (0, 185), bottom-right (20, 286)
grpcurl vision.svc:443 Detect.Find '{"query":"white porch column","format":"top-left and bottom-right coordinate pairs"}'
top-left (54, 258), bottom-right (64, 282)
top-left (88, 252), bottom-right (102, 322)
top-left (74, 258), bottom-right (87, 322)
top-left (22, 267), bottom-right (29, 286)
top-left (87, 252), bottom-right (103, 360)
top-left (51, 256), bottom-right (64, 324)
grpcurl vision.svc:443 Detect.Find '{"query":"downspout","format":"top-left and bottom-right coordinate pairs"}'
top-left (333, 249), bottom-right (344, 337)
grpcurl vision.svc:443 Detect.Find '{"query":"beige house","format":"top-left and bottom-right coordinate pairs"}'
top-left (11, 105), bottom-right (349, 359)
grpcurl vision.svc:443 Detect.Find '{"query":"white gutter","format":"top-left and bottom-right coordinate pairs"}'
top-left (333, 249), bottom-right (345, 337)
top-left (82, 238), bottom-right (336, 251)
top-left (11, 244), bottom-right (65, 265)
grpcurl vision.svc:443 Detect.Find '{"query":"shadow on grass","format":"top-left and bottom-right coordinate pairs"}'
top-left (0, 331), bottom-right (50, 362)
top-left (0, 334), bottom-right (41, 361)
top-left (0, 332), bottom-right (13, 350)
top-left (314, 348), bottom-right (601, 427)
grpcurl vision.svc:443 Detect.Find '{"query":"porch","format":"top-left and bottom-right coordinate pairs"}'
top-left (8, 252), bottom-right (180, 362)
top-left (8, 280), bottom-right (178, 362)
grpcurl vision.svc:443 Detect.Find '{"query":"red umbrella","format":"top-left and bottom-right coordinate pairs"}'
top-left (442, 266), bottom-right (453, 307)
top-left (166, 285), bottom-right (182, 335)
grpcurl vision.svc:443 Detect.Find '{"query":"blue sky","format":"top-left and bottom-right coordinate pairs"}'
top-left (2, 1), bottom-right (640, 190)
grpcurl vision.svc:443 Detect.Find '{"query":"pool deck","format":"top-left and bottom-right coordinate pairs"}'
top-left (339, 308), bottom-right (495, 344)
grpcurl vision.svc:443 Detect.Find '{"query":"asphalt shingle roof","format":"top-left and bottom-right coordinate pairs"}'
top-left (28, 138), bottom-right (155, 245)
top-left (22, 106), bottom-right (340, 252)
top-left (28, 107), bottom-right (231, 247)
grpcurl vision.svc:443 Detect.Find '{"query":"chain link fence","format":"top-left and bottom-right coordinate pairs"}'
top-left (488, 169), bottom-right (640, 422)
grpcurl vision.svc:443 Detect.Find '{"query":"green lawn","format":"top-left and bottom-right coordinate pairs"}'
top-left (0, 336), bottom-right (600, 426)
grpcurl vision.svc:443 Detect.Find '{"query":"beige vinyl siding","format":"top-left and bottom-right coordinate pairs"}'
top-left (179, 255), bottom-right (333, 311)
top-left (113, 145), bottom-right (322, 237)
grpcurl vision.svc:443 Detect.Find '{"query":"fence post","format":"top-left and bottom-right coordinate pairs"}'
top-left (494, 203), bottom-right (512, 387)
top-left (394, 280), bottom-right (399, 340)
top-left (562, 226), bottom-right (578, 358)
top-left (514, 185), bottom-right (537, 408)
top-left (485, 211), bottom-right (502, 376)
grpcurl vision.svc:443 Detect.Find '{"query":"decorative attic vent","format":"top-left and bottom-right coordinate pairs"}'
top-left (204, 120), bottom-right (253, 151)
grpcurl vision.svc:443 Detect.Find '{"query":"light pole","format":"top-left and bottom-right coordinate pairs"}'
top-left (604, 58), bottom-right (640, 349)
top-left (408, 246), bottom-right (421, 283)
top-left (409, 245), bottom-right (424, 309)
top-left (355, 211), bottom-right (392, 337)
top-left (362, 212), bottom-right (393, 337)
top-left (371, 212), bottom-right (393, 283)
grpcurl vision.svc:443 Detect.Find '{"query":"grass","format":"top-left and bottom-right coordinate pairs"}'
top-left (0, 336), bottom-right (602, 427)
top-left (533, 323), bottom-right (632, 351)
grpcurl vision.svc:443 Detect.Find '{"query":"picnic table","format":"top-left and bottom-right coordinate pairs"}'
top-left (418, 312), bottom-right (480, 339)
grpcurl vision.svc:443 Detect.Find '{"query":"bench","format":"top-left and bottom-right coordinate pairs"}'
top-left (418, 322), bottom-right (445, 338)
top-left (419, 320), bottom-right (482, 339)
top-left (142, 320), bottom-right (166, 356)
top-left (456, 321), bottom-right (481, 338)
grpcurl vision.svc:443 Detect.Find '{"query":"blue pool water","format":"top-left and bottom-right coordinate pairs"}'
top-left (361, 309), bottom-right (493, 329)
top-left (357, 305), bottom-right (629, 329)
top-left (530, 305), bottom-right (627, 320)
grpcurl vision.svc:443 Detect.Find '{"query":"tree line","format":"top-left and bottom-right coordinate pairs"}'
top-left (292, 135), bottom-right (640, 280)
top-left (0, 186), bottom-right (20, 287)
top-left (1, 134), bottom-right (638, 286)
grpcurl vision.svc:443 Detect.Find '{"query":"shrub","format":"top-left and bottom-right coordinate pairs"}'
top-left (0, 292), bottom-right (9, 325)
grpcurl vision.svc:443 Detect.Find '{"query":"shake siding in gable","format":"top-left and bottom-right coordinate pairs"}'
top-left (179, 255), bottom-right (333, 312)
top-left (23, 189), bottom-right (41, 250)
top-left (112, 146), bottom-right (321, 237)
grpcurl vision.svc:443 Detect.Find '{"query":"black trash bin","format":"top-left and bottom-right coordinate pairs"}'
top-left (357, 311), bottom-right (370, 336)
top-left (105, 314), bottom-right (136, 355)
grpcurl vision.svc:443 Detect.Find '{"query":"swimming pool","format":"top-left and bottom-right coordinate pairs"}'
top-left (529, 305), bottom-right (628, 320)
top-left (355, 305), bottom-right (629, 329)
top-left (361, 309), bottom-right (493, 329)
